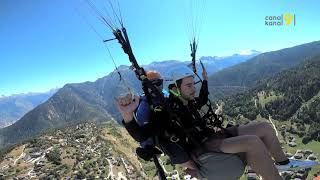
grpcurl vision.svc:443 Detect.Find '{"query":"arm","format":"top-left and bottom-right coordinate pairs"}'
top-left (117, 94), bottom-right (169, 142)
top-left (198, 64), bottom-right (209, 109)
top-left (122, 119), bottom-right (152, 142)
top-left (160, 141), bottom-right (200, 178)
top-left (197, 66), bottom-right (209, 108)
top-left (197, 80), bottom-right (209, 108)
top-left (122, 108), bottom-right (169, 142)
top-left (180, 160), bottom-right (197, 169)
top-left (117, 94), bottom-right (154, 142)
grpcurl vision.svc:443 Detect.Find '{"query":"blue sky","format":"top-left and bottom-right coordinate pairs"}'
top-left (1, 0), bottom-right (320, 96)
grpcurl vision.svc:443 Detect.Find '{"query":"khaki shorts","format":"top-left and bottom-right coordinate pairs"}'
top-left (191, 126), bottom-right (239, 156)
top-left (203, 126), bottom-right (239, 153)
top-left (197, 152), bottom-right (245, 180)
top-left (194, 126), bottom-right (246, 179)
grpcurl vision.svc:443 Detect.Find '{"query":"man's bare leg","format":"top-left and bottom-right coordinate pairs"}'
top-left (237, 122), bottom-right (287, 162)
top-left (219, 135), bottom-right (283, 180)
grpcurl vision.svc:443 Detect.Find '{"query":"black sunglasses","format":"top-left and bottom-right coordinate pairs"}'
top-left (151, 79), bottom-right (163, 86)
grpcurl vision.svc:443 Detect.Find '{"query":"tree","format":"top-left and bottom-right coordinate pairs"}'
top-left (46, 149), bottom-right (61, 165)
top-left (302, 136), bottom-right (312, 144)
top-left (76, 169), bottom-right (86, 179)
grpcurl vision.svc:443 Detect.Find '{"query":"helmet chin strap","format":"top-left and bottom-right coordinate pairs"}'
top-left (170, 81), bottom-right (182, 96)
top-left (169, 89), bottom-right (180, 97)
top-left (170, 83), bottom-right (190, 106)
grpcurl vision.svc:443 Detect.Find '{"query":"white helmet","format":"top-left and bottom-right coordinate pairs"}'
top-left (164, 66), bottom-right (195, 97)
top-left (169, 66), bottom-right (195, 83)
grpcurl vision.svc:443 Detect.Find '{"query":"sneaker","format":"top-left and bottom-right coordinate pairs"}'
top-left (276, 159), bottom-right (320, 171)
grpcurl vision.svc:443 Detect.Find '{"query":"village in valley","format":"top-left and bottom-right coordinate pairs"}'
top-left (0, 121), bottom-right (199, 180)
top-left (0, 120), bottom-right (319, 180)
top-left (0, 122), bottom-right (145, 179)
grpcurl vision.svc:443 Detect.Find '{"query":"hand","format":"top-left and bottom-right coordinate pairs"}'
top-left (215, 103), bottom-right (223, 115)
top-left (181, 159), bottom-right (198, 170)
top-left (115, 93), bottom-right (140, 123)
top-left (185, 168), bottom-right (198, 178)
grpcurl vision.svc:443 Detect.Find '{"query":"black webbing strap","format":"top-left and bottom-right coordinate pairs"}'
top-left (113, 27), bottom-right (167, 180)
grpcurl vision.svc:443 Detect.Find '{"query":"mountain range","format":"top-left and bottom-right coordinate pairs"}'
top-left (222, 53), bottom-right (320, 141)
top-left (1, 41), bottom-right (320, 152)
top-left (207, 41), bottom-right (320, 100)
top-left (0, 89), bottom-right (58, 129)
top-left (1, 45), bottom-right (320, 179)
top-left (0, 51), bottom-right (260, 151)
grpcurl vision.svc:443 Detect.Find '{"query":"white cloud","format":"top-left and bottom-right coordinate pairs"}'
top-left (239, 49), bottom-right (255, 55)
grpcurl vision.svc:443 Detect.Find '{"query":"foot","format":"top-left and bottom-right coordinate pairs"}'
top-left (276, 159), bottom-right (320, 171)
